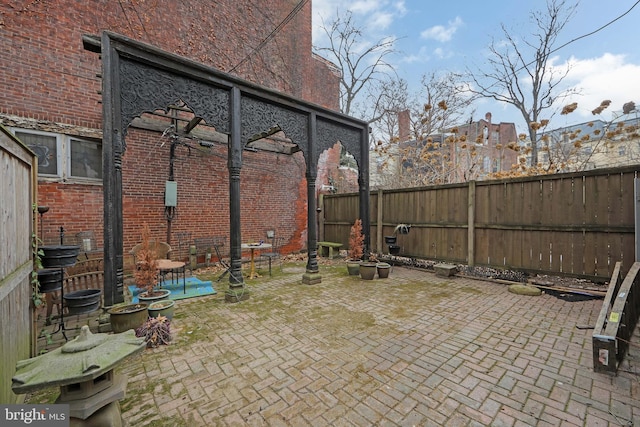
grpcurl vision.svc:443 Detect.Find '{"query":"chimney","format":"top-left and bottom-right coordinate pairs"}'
top-left (398, 109), bottom-right (410, 142)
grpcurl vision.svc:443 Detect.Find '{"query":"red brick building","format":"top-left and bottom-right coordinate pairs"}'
top-left (0, 1), bottom-right (343, 260)
top-left (450, 112), bottom-right (519, 181)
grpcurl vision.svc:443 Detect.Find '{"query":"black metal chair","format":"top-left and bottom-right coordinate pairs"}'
top-left (261, 236), bottom-right (284, 276)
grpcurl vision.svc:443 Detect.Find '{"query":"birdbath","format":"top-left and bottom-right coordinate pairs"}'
top-left (12, 325), bottom-right (145, 426)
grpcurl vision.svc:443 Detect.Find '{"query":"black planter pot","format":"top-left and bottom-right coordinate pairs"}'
top-left (40, 245), bottom-right (80, 268)
top-left (384, 236), bottom-right (397, 245)
top-left (389, 244), bottom-right (401, 255)
top-left (63, 289), bottom-right (102, 315)
top-left (37, 268), bottom-right (62, 293)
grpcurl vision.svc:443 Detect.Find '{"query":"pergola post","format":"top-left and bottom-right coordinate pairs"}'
top-left (303, 113), bottom-right (321, 285)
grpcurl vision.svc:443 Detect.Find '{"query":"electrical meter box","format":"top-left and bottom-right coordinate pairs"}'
top-left (165, 181), bottom-right (177, 207)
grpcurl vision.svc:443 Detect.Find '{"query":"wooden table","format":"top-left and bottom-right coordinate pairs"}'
top-left (157, 259), bottom-right (186, 293)
top-left (241, 243), bottom-right (272, 279)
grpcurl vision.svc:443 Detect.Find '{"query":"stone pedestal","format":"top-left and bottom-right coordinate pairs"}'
top-left (302, 271), bottom-right (322, 285)
top-left (70, 401), bottom-right (122, 427)
top-left (435, 263), bottom-right (457, 277)
top-left (225, 288), bottom-right (250, 302)
top-left (57, 373), bottom-right (127, 420)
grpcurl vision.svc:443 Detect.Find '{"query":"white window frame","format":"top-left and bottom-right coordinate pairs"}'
top-left (12, 128), bottom-right (102, 183)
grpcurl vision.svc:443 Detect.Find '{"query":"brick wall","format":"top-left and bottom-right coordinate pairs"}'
top-left (0, 0), bottom-right (343, 259)
top-left (121, 128), bottom-right (308, 259)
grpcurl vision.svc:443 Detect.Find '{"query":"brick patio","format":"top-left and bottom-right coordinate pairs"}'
top-left (33, 262), bottom-right (640, 426)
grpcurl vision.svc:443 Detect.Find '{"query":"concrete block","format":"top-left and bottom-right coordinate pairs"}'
top-left (435, 263), bottom-right (457, 277)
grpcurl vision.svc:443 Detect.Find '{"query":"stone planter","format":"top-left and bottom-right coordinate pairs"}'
top-left (359, 262), bottom-right (377, 280)
top-left (108, 303), bottom-right (149, 333)
top-left (346, 260), bottom-right (361, 276)
top-left (64, 289), bottom-right (102, 315)
top-left (376, 262), bottom-right (391, 279)
top-left (148, 299), bottom-right (175, 321)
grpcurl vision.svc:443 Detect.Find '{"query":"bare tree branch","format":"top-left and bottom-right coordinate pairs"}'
top-left (466, 0), bottom-right (578, 166)
top-left (313, 10), bottom-right (398, 117)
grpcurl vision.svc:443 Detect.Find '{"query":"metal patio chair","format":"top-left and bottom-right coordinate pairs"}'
top-left (260, 235), bottom-right (285, 276)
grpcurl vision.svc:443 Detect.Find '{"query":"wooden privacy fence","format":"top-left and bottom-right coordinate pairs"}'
top-left (320, 165), bottom-right (639, 282)
top-left (0, 125), bottom-right (37, 404)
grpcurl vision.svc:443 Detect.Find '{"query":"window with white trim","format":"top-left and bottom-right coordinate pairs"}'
top-left (13, 129), bottom-right (102, 181)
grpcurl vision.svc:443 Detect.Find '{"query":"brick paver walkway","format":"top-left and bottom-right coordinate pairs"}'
top-left (36, 263), bottom-right (640, 426)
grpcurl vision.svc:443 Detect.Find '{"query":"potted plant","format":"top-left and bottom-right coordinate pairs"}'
top-left (376, 259), bottom-right (391, 279)
top-left (135, 223), bottom-right (170, 303)
top-left (359, 253), bottom-right (378, 280)
top-left (346, 219), bottom-right (364, 275)
top-left (108, 302), bottom-right (149, 333)
top-left (148, 299), bottom-right (175, 321)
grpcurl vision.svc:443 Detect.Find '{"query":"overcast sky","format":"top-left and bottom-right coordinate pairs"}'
top-left (312, 0), bottom-right (640, 132)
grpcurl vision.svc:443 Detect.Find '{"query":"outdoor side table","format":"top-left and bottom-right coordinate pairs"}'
top-left (241, 243), bottom-right (272, 279)
top-left (157, 259), bottom-right (187, 293)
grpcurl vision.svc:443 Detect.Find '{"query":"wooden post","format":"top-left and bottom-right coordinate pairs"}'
top-left (635, 177), bottom-right (640, 262)
top-left (318, 193), bottom-right (324, 243)
top-left (468, 181), bottom-right (476, 267)
top-left (376, 189), bottom-right (383, 253)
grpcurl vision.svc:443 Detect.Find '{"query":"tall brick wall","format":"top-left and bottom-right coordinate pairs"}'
top-left (0, 0), bottom-right (330, 125)
top-left (0, 0), bottom-right (343, 259)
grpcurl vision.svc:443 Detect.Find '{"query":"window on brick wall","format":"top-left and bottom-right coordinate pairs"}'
top-left (13, 129), bottom-right (102, 182)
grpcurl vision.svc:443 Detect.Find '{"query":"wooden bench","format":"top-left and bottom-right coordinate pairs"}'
top-left (66, 257), bottom-right (103, 276)
top-left (317, 241), bottom-right (343, 259)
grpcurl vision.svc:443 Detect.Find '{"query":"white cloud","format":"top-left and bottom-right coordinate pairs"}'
top-left (420, 16), bottom-right (463, 43)
top-left (313, 0), bottom-right (407, 41)
top-left (433, 47), bottom-right (454, 59)
top-left (555, 53), bottom-right (640, 121)
top-left (369, 11), bottom-right (394, 30)
top-left (401, 45), bottom-right (431, 64)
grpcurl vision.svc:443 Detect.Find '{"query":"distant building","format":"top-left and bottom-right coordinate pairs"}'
top-left (537, 116), bottom-right (640, 171)
top-left (446, 112), bottom-right (519, 182)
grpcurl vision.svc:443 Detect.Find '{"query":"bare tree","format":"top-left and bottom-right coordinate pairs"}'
top-left (467, 0), bottom-right (578, 166)
top-left (314, 10), bottom-right (398, 117)
top-left (369, 76), bottom-right (410, 146)
top-left (412, 71), bottom-right (472, 140)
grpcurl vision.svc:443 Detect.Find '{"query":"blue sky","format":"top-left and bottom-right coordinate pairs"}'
top-left (312, 0), bottom-right (640, 133)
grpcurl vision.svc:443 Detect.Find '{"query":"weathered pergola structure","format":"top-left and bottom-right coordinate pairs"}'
top-left (83, 32), bottom-right (370, 306)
